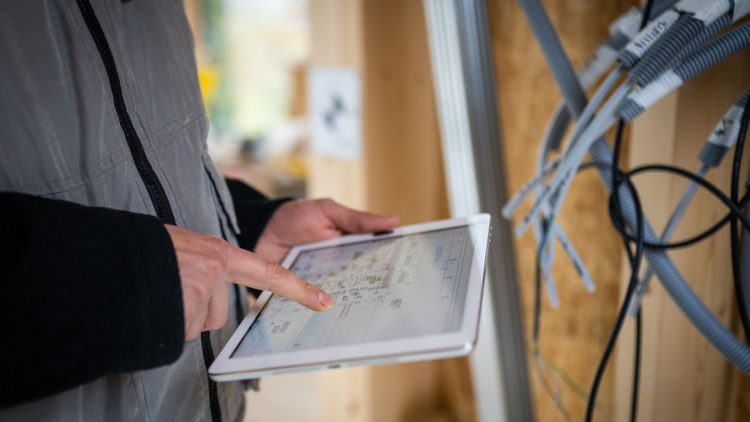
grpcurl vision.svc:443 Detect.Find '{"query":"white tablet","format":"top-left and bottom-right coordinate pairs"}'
top-left (209, 214), bottom-right (491, 381)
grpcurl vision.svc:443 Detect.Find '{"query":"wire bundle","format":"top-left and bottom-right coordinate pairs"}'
top-left (506, 0), bottom-right (750, 420)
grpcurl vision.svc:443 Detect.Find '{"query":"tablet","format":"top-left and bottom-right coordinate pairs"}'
top-left (209, 214), bottom-right (491, 381)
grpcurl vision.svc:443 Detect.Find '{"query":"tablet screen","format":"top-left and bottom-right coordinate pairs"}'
top-left (232, 226), bottom-right (475, 357)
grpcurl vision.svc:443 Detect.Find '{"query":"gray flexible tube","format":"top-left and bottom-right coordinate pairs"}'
top-left (743, 205), bottom-right (750, 327)
top-left (516, 0), bottom-right (585, 117)
top-left (589, 140), bottom-right (750, 376)
top-left (676, 21), bottom-right (750, 81)
top-left (517, 0), bottom-right (750, 375)
top-left (628, 14), bottom-right (705, 83)
top-left (619, 21), bottom-right (750, 124)
top-left (544, 105), bottom-right (571, 152)
top-left (630, 13), bottom-right (732, 86)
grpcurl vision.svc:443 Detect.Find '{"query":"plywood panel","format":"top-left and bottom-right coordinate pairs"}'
top-left (486, 1), bottom-right (632, 420)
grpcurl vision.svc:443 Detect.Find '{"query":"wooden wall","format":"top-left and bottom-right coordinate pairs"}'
top-left (488, 0), bottom-right (750, 421)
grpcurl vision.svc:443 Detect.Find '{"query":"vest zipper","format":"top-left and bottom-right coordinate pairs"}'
top-left (75, 1), bottom-right (221, 421)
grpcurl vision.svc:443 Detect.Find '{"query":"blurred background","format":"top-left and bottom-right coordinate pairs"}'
top-left (185, 0), bottom-right (310, 199)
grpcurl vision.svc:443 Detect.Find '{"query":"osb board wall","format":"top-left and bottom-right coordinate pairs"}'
top-left (487, 0), bottom-right (632, 420)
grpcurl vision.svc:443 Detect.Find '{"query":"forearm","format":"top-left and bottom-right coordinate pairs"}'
top-left (0, 193), bottom-right (184, 408)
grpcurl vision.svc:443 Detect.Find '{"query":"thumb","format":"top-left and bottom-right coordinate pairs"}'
top-left (323, 200), bottom-right (400, 234)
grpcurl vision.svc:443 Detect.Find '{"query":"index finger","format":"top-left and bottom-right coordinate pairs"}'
top-left (223, 245), bottom-right (333, 311)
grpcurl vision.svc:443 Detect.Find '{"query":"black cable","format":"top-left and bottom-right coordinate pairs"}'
top-left (586, 108), bottom-right (647, 421)
top-left (586, 0), bottom-right (652, 404)
top-left (623, 8), bottom-right (652, 417)
top-left (610, 176), bottom-right (644, 422)
top-left (528, 0), bottom-right (750, 417)
top-left (592, 139), bottom-right (750, 421)
top-left (730, 102), bottom-right (750, 343)
top-left (639, 0), bottom-right (655, 31)
top-left (615, 165), bottom-right (750, 234)
top-left (611, 194), bottom-right (643, 422)
top-left (585, 178), bottom-right (645, 422)
top-left (632, 308), bottom-right (642, 422)
top-left (582, 159), bottom-right (750, 249)
top-left (533, 217), bottom-right (548, 342)
top-left (609, 189), bottom-right (750, 249)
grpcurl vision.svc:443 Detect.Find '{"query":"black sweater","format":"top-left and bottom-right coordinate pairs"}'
top-left (0, 179), bottom-right (287, 408)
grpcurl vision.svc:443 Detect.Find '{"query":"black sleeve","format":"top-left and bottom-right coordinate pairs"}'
top-left (224, 178), bottom-right (292, 252)
top-left (0, 193), bottom-right (184, 409)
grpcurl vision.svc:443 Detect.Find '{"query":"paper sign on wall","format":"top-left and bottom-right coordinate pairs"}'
top-left (308, 67), bottom-right (362, 160)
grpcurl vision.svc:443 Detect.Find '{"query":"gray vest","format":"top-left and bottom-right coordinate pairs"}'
top-left (0, 1), bottom-right (247, 420)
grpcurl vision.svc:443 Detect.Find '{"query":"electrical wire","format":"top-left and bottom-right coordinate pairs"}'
top-left (518, 57), bottom-right (750, 422)
top-left (585, 160), bottom-right (645, 422)
top-left (512, 1), bottom-right (750, 418)
top-left (519, 81), bottom-right (629, 238)
top-left (610, 191), bottom-right (750, 249)
top-left (527, 155), bottom-right (750, 417)
top-left (620, 20), bottom-right (750, 122)
top-left (730, 101), bottom-right (750, 342)
top-left (583, 119), bottom-right (643, 422)
top-left (612, 165), bottom-right (750, 237)
top-left (591, 154), bottom-right (750, 419)
top-left (632, 309), bottom-right (642, 422)
top-left (630, 13), bottom-right (732, 87)
top-left (532, 68), bottom-right (625, 309)
top-left (577, 164), bottom-right (750, 250)
top-left (628, 91), bottom-right (750, 315)
top-left (585, 5), bottom-right (654, 420)
top-left (627, 164), bottom-right (708, 317)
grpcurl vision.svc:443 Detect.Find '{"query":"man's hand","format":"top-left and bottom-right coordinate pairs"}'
top-left (165, 225), bottom-right (334, 341)
top-left (255, 198), bottom-right (400, 262)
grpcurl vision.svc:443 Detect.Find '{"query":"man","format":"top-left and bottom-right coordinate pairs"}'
top-left (0, 1), bottom-right (397, 420)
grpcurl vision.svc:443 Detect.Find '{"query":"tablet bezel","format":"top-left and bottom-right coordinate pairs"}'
top-left (209, 214), bottom-right (490, 380)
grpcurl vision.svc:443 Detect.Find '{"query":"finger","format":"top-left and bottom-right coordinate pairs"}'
top-left (322, 200), bottom-right (400, 234)
top-left (176, 250), bottom-right (213, 341)
top-left (203, 282), bottom-right (228, 331)
top-left (185, 296), bottom-right (209, 341)
top-left (224, 246), bottom-right (334, 311)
